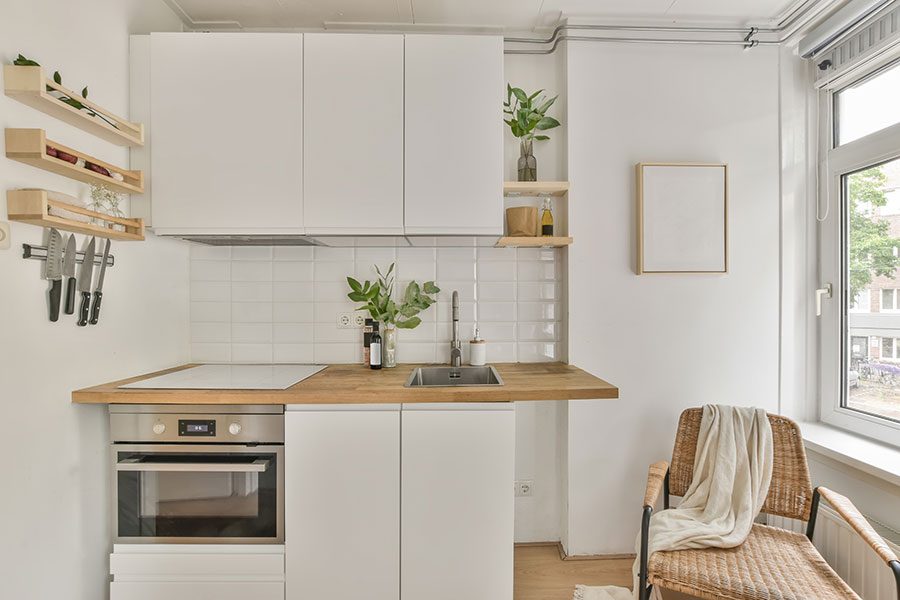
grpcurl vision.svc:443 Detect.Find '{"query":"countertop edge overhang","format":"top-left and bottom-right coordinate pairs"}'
top-left (71, 362), bottom-right (619, 405)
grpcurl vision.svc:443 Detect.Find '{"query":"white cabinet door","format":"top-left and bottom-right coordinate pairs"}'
top-left (404, 35), bottom-right (504, 235)
top-left (303, 34), bottom-right (404, 234)
top-left (150, 33), bottom-right (303, 234)
top-left (401, 403), bottom-right (515, 600)
top-left (111, 582), bottom-right (283, 600)
top-left (285, 405), bottom-right (400, 600)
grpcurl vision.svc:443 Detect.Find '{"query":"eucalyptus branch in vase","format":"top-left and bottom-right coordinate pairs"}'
top-left (503, 84), bottom-right (561, 181)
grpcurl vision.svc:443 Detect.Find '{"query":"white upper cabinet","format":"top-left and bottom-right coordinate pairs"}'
top-left (404, 35), bottom-right (504, 235)
top-left (150, 33), bottom-right (303, 234)
top-left (303, 34), bottom-right (404, 234)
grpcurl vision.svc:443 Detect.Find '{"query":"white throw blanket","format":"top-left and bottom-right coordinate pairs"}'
top-left (575, 405), bottom-right (774, 600)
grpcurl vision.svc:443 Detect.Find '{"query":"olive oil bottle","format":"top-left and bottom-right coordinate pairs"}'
top-left (541, 198), bottom-right (554, 237)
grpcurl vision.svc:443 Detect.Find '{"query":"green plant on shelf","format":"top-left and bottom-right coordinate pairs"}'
top-left (346, 263), bottom-right (440, 329)
top-left (503, 84), bottom-right (561, 143)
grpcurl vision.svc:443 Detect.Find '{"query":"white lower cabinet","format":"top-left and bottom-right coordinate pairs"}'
top-left (401, 403), bottom-right (515, 600)
top-left (285, 404), bottom-right (401, 600)
top-left (109, 544), bottom-right (284, 600)
top-left (284, 402), bottom-right (515, 600)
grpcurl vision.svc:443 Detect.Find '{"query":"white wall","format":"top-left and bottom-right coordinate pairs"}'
top-left (0, 1), bottom-right (187, 599)
top-left (565, 41), bottom-right (782, 554)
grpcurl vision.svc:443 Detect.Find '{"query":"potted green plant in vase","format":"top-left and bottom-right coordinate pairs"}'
top-left (503, 84), bottom-right (561, 182)
top-left (346, 263), bottom-right (440, 368)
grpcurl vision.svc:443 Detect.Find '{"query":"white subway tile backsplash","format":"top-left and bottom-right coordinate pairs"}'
top-left (273, 282), bottom-right (314, 303)
top-left (273, 302), bottom-right (315, 323)
top-left (274, 343), bottom-right (315, 363)
top-left (231, 282), bottom-right (273, 302)
top-left (232, 246), bottom-right (273, 261)
top-left (191, 260), bottom-right (230, 282)
top-left (231, 261), bottom-right (272, 282)
top-left (189, 243), bottom-right (563, 364)
top-left (232, 323), bottom-right (273, 343)
top-left (274, 246), bottom-right (314, 261)
top-left (273, 261), bottom-right (314, 282)
top-left (191, 301), bottom-right (230, 322)
top-left (232, 302), bottom-right (272, 323)
top-left (232, 343), bottom-right (273, 363)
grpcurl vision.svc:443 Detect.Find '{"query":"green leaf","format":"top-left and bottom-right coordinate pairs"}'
top-left (60, 97), bottom-right (84, 110)
top-left (511, 87), bottom-right (527, 103)
top-left (396, 316), bottom-right (421, 329)
top-left (348, 291), bottom-right (367, 302)
top-left (423, 281), bottom-right (439, 294)
top-left (81, 86), bottom-right (88, 99)
top-left (535, 116), bottom-right (561, 131)
top-left (527, 89), bottom-right (544, 101)
top-left (347, 277), bottom-right (363, 293)
top-left (536, 95), bottom-right (558, 114)
top-left (53, 70), bottom-right (61, 85)
top-left (13, 55), bottom-right (40, 66)
top-left (399, 305), bottom-right (419, 318)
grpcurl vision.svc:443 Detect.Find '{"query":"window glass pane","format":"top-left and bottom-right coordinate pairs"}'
top-left (836, 60), bottom-right (900, 145)
top-left (845, 158), bottom-right (900, 422)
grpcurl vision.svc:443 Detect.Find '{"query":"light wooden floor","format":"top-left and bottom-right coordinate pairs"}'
top-left (514, 544), bottom-right (697, 600)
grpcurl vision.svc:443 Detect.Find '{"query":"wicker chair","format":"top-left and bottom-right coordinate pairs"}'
top-left (637, 408), bottom-right (900, 600)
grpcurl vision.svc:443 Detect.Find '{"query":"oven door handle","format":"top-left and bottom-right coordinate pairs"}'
top-left (115, 458), bottom-right (270, 473)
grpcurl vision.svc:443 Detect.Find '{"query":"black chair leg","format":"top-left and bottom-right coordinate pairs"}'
top-left (890, 559), bottom-right (900, 600)
top-left (639, 506), bottom-right (652, 600)
top-left (806, 487), bottom-right (821, 540)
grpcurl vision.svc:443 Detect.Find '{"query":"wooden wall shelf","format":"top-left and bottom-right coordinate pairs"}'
top-left (503, 181), bottom-right (569, 197)
top-left (7, 189), bottom-right (144, 241)
top-left (5, 128), bottom-right (144, 194)
top-left (496, 236), bottom-right (573, 248)
top-left (3, 65), bottom-right (143, 147)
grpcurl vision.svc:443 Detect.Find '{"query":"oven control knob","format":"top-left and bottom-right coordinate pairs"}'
top-left (152, 423), bottom-right (166, 435)
top-left (229, 423), bottom-right (242, 436)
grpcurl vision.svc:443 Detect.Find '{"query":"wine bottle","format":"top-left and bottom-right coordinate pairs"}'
top-left (369, 322), bottom-right (383, 370)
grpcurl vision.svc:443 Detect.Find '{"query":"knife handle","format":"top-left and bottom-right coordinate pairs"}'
top-left (49, 279), bottom-right (62, 322)
top-left (89, 291), bottom-right (103, 325)
top-left (65, 277), bottom-right (77, 315)
top-left (77, 291), bottom-right (91, 327)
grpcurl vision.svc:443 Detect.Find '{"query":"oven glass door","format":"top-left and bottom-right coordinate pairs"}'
top-left (115, 448), bottom-right (280, 542)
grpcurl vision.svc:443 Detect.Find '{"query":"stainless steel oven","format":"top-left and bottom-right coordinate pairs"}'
top-left (110, 405), bottom-right (284, 544)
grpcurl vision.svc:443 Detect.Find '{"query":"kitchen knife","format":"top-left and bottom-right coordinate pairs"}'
top-left (76, 237), bottom-right (96, 327)
top-left (63, 234), bottom-right (77, 315)
top-left (89, 239), bottom-right (111, 325)
top-left (45, 228), bottom-right (63, 322)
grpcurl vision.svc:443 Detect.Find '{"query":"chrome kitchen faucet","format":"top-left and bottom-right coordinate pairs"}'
top-left (450, 290), bottom-right (462, 368)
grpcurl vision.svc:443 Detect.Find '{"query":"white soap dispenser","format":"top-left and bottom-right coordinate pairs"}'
top-left (469, 326), bottom-right (486, 366)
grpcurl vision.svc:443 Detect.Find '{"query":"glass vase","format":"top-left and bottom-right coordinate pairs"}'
top-left (517, 139), bottom-right (537, 182)
top-left (383, 325), bottom-right (397, 368)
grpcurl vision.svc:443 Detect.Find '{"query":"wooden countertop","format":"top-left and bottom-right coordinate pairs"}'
top-left (71, 363), bottom-right (618, 405)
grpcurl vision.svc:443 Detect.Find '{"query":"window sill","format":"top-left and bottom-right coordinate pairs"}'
top-left (798, 421), bottom-right (900, 488)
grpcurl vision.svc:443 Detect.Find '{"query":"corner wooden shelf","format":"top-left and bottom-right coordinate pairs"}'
top-left (7, 189), bottom-right (144, 241)
top-left (3, 65), bottom-right (143, 147)
top-left (5, 128), bottom-right (144, 194)
top-left (503, 181), bottom-right (569, 197)
top-left (496, 236), bottom-right (573, 248)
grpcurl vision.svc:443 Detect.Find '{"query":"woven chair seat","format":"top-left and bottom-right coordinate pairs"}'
top-left (648, 523), bottom-right (860, 600)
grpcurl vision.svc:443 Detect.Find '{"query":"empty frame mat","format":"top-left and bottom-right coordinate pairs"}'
top-left (637, 163), bottom-right (727, 274)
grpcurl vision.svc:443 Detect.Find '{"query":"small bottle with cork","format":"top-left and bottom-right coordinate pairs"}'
top-left (541, 198), bottom-right (554, 237)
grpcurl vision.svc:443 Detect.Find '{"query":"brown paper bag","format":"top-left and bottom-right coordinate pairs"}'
top-left (506, 206), bottom-right (538, 237)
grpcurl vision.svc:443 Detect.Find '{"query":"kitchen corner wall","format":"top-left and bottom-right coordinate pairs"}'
top-left (188, 244), bottom-right (563, 366)
top-left (0, 1), bottom-right (186, 599)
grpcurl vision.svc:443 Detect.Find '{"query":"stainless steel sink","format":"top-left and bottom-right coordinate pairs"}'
top-left (404, 366), bottom-right (504, 388)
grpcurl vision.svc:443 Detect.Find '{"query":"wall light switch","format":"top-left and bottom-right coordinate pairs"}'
top-left (0, 222), bottom-right (10, 250)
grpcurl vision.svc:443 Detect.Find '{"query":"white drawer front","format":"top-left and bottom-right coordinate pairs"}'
top-left (111, 581), bottom-right (283, 600)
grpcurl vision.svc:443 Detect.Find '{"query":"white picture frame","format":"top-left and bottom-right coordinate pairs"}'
top-left (636, 162), bottom-right (728, 274)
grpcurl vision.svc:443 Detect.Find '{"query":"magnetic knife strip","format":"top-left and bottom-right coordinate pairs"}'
top-left (22, 243), bottom-right (115, 267)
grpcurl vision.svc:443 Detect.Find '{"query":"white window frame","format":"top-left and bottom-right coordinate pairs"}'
top-left (819, 59), bottom-right (900, 447)
top-left (881, 288), bottom-right (900, 312)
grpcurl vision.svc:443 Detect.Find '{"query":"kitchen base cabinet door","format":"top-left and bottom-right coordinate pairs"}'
top-left (401, 403), bottom-right (515, 600)
top-left (285, 405), bottom-right (400, 600)
top-left (111, 582), bottom-right (283, 600)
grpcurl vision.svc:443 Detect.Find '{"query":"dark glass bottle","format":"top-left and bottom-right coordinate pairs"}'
top-left (369, 322), bottom-right (382, 370)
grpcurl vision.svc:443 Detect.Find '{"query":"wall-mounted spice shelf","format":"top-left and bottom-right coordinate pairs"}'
top-left (5, 128), bottom-right (144, 194)
top-left (496, 236), bottom-right (573, 248)
top-left (503, 181), bottom-right (569, 197)
top-left (7, 189), bottom-right (145, 241)
top-left (3, 65), bottom-right (144, 147)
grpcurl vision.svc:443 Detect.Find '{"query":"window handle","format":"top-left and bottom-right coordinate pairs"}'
top-left (816, 284), bottom-right (833, 317)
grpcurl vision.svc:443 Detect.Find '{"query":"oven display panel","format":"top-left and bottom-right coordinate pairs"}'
top-left (178, 419), bottom-right (216, 437)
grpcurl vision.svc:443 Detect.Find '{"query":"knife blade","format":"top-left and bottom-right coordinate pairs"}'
top-left (76, 237), bottom-right (96, 327)
top-left (46, 229), bottom-right (64, 322)
top-left (89, 239), bottom-right (111, 325)
top-left (63, 234), bottom-right (77, 315)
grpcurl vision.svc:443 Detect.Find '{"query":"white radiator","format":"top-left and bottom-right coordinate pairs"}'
top-left (767, 507), bottom-right (900, 600)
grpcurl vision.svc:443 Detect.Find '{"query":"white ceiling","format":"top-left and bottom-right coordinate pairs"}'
top-left (165, 0), bottom-right (801, 32)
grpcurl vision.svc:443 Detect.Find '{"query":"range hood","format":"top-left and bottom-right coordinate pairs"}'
top-left (164, 234), bottom-right (502, 248)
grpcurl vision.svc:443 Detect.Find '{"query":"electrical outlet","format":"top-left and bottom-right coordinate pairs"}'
top-left (0, 221), bottom-right (9, 250)
top-left (514, 480), bottom-right (534, 497)
top-left (337, 313), bottom-right (353, 328)
top-left (352, 312), bottom-right (366, 327)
